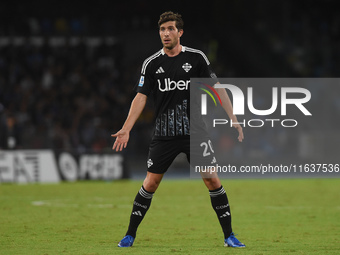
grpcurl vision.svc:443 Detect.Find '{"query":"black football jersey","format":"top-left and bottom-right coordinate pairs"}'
top-left (135, 46), bottom-right (216, 139)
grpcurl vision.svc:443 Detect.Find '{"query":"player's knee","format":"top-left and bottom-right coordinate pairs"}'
top-left (203, 178), bottom-right (221, 190)
top-left (143, 178), bottom-right (161, 192)
top-left (143, 181), bottom-right (159, 192)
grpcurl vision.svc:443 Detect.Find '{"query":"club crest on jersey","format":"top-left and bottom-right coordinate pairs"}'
top-left (182, 63), bottom-right (192, 72)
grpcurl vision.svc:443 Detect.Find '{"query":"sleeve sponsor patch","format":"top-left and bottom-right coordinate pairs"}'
top-left (138, 76), bottom-right (144, 87)
top-left (210, 71), bottom-right (217, 79)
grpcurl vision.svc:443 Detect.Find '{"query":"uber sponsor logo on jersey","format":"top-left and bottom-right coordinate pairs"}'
top-left (157, 78), bottom-right (190, 92)
top-left (138, 76), bottom-right (144, 87)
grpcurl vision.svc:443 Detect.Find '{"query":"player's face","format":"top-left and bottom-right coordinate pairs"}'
top-left (159, 21), bottom-right (183, 50)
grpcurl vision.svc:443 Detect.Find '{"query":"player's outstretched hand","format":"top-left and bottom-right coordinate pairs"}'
top-left (111, 129), bottom-right (130, 151)
top-left (233, 124), bottom-right (244, 142)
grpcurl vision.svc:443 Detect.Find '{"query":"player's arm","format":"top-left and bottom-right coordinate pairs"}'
top-left (197, 52), bottom-right (244, 142)
top-left (215, 86), bottom-right (244, 142)
top-left (111, 93), bottom-right (147, 151)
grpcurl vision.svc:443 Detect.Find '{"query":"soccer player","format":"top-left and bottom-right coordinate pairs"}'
top-left (112, 11), bottom-right (245, 248)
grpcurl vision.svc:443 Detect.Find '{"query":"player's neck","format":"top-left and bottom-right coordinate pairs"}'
top-left (163, 44), bottom-right (182, 57)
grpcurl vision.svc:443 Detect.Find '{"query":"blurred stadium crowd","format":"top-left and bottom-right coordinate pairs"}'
top-left (0, 37), bottom-right (130, 152)
top-left (0, 1), bottom-right (339, 161)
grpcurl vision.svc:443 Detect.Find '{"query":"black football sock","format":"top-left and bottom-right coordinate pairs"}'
top-left (126, 185), bottom-right (154, 238)
top-left (209, 185), bottom-right (232, 239)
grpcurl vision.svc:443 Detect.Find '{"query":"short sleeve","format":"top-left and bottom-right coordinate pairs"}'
top-left (198, 54), bottom-right (219, 83)
top-left (134, 64), bottom-right (154, 96)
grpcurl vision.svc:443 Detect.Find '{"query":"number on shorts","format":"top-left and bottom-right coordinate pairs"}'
top-left (200, 140), bottom-right (214, 157)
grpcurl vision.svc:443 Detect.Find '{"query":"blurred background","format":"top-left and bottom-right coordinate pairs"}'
top-left (0, 0), bottom-right (339, 178)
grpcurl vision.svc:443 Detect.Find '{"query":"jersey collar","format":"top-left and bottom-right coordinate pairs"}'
top-left (161, 46), bottom-right (186, 55)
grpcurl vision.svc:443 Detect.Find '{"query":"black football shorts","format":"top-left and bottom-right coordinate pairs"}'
top-left (146, 137), bottom-right (217, 174)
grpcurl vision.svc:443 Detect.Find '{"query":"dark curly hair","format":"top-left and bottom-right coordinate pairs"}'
top-left (158, 11), bottom-right (184, 31)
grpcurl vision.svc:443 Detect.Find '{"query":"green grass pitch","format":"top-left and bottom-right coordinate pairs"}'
top-left (1, 178), bottom-right (339, 254)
